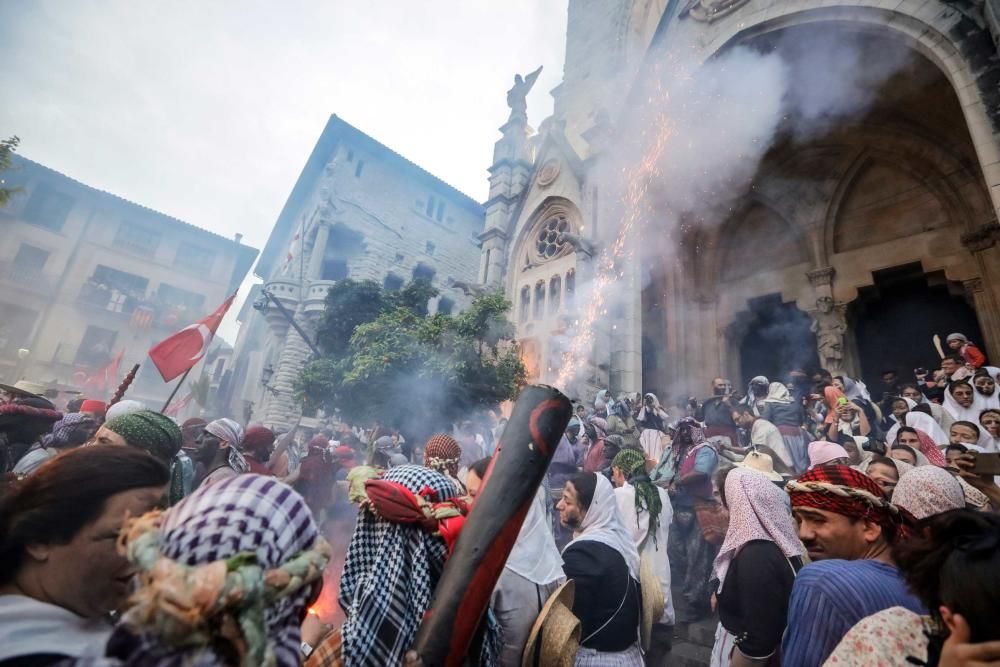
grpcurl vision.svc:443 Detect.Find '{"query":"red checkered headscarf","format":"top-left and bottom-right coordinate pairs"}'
top-left (423, 433), bottom-right (461, 476)
top-left (787, 465), bottom-right (909, 539)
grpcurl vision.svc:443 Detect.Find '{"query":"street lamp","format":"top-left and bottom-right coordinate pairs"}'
top-left (261, 363), bottom-right (279, 396)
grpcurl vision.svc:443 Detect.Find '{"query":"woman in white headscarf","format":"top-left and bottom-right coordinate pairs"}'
top-left (944, 380), bottom-right (986, 423)
top-left (885, 410), bottom-right (949, 448)
top-left (978, 408), bottom-right (1000, 453)
top-left (492, 487), bottom-right (565, 667)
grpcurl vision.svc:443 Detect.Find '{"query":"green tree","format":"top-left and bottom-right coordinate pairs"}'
top-left (314, 279), bottom-right (388, 355)
top-left (0, 136), bottom-right (21, 207)
top-left (298, 281), bottom-right (525, 436)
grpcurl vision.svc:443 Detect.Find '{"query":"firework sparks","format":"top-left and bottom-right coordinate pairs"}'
top-left (554, 105), bottom-right (676, 391)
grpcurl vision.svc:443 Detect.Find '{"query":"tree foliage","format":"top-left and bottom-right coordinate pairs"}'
top-left (0, 136), bottom-right (21, 208)
top-left (298, 279), bottom-right (526, 434)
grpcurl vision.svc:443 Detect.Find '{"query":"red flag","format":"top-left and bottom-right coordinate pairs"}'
top-left (82, 350), bottom-right (124, 396)
top-left (163, 391), bottom-right (194, 417)
top-left (148, 293), bottom-right (236, 382)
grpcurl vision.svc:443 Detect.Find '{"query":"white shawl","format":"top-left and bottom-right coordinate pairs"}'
top-left (0, 595), bottom-right (110, 661)
top-left (504, 487), bottom-right (565, 585)
top-left (563, 474), bottom-right (640, 579)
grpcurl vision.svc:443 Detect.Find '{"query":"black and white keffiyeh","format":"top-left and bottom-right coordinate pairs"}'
top-left (339, 465), bottom-right (502, 666)
top-left (115, 474), bottom-right (321, 667)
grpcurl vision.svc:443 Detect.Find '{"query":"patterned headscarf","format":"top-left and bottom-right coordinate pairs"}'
top-left (204, 418), bottom-right (248, 473)
top-left (612, 447), bottom-right (663, 545)
top-left (104, 410), bottom-right (183, 463)
top-left (787, 465), bottom-right (905, 539)
top-left (339, 465), bottom-right (501, 666)
top-left (423, 433), bottom-right (461, 476)
top-left (715, 468), bottom-right (803, 589)
top-left (113, 474), bottom-right (327, 667)
top-left (40, 412), bottom-right (96, 448)
top-left (892, 466), bottom-right (966, 519)
top-left (205, 418), bottom-right (244, 447)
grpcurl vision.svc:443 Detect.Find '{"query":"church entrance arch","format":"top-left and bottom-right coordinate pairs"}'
top-left (851, 264), bottom-right (984, 393)
top-left (732, 294), bottom-right (819, 385)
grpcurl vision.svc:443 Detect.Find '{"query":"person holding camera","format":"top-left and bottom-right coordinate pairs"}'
top-left (697, 378), bottom-right (739, 447)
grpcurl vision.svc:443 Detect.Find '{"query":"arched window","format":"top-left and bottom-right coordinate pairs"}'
top-left (533, 281), bottom-right (546, 319)
top-left (549, 275), bottom-right (561, 314)
top-left (519, 286), bottom-right (530, 322)
top-left (565, 269), bottom-right (576, 308)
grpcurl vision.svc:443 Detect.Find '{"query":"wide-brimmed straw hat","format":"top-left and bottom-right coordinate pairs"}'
top-left (0, 380), bottom-right (47, 399)
top-left (735, 450), bottom-right (783, 482)
top-left (640, 551), bottom-right (665, 651)
top-left (521, 580), bottom-right (580, 667)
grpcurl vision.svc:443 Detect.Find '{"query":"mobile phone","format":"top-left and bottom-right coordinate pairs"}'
top-left (972, 452), bottom-right (1000, 476)
top-left (914, 367), bottom-right (927, 376)
top-left (837, 397), bottom-right (849, 406)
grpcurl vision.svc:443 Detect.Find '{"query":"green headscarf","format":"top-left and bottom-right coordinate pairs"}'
top-left (611, 447), bottom-right (663, 545)
top-left (104, 410), bottom-right (183, 463)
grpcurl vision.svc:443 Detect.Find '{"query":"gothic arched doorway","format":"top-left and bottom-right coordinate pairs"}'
top-left (852, 264), bottom-right (983, 393)
top-left (735, 294), bottom-right (819, 385)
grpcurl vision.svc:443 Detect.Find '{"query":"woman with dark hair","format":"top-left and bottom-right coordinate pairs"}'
top-left (826, 510), bottom-right (1000, 666)
top-left (0, 445), bottom-right (169, 662)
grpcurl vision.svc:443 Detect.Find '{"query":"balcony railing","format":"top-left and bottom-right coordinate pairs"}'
top-left (0, 260), bottom-right (54, 294)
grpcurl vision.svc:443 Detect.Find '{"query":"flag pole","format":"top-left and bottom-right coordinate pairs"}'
top-left (161, 367), bottom-right (193, 414)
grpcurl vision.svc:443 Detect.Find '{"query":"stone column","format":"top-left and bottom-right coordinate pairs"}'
top-left (961, 222), bottom-right (1000, 360)
top-left (307, 221), bottom-right (330, 280)
top-left (262, 308), bottom-right (311, 430)
top-left (478, 229), bottom-right (508, 289)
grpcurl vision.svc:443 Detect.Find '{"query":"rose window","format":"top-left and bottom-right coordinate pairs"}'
top-left (535, 215), bottom-right (569, 260)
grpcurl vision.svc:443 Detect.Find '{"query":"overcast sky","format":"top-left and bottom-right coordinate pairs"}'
top-left (0, 1), bottom-right (568, 339)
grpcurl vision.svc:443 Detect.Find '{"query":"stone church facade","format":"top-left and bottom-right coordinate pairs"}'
top-left (229, 115), bottom-right (485, 427)
top-left (483, 0), bottom-right (1000, 402)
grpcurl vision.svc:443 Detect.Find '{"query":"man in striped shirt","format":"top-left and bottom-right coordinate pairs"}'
top-left (781, 465), bottom-right (924, 667)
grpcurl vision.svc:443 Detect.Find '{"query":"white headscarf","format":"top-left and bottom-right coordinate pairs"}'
top-left (977, 409), bottom-right (1000, 453)
top-left (563, 474), bottom-right (640, 579)
top-left (886, 410), bottom-right (949, 447)
top-left (636, 393), bottom-right (668, 425)
top-left (944, 382), bottom-right (987, 423)
top-left (504, 487), bottom-right (565, 585)
top-left (763, 382), bottom-right (792, 404)
top-left (104, 399), bottom-right (146, 421)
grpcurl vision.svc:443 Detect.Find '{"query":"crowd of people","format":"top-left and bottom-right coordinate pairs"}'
top-left (0, 329), bottom-right (999, 666)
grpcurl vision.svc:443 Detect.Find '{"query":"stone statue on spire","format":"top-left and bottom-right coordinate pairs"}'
top-left (506, 66), bottom-right (543, 120)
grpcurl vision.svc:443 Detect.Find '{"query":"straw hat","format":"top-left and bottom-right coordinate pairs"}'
top-left (735, 450), bottom-right (783, 482)
top-left (0, 380), bottom-right (47, 399)
top-left (639, 551), bottom-right (665, 651)
top-left (521, 580), bottom-right (580, 667)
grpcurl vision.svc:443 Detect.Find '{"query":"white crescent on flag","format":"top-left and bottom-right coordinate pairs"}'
top-left (182, 323), bottom-right (213, 362)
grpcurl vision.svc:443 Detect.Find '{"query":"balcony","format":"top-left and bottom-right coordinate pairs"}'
top-left (0, 260), bottom-right (54, 295)
top-left (303, 280), bottom-right (336, 316)
top-left (77, 281), bottom-right (204, 330)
